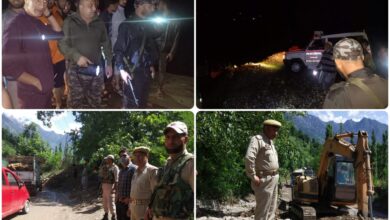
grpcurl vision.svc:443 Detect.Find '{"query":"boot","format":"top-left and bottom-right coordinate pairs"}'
top-left (102, 213), bottom-right (108, 220)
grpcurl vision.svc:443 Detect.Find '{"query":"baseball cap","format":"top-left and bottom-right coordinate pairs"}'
top-left (164, 121), bottom-right (188, 135)
top-left (333, 38), bottom-right (364, 60)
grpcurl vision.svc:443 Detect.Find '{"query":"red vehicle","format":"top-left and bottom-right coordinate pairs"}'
top-left (2, 167), bottom-right (30, 219)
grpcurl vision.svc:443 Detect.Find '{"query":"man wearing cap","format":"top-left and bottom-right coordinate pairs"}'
top-left (101, 154), bottom-right (120, 220)
top-left (116, 148), bottom-right (136, 220)
top-left (146, 121), bottom-right (194, 220)
top-left (245, 119), bottom-right (281, 220)
top-left (128, 146), bottom-right (158, 220)
top-left (323, 38), bottom-right (388, 108)
top-left (114, 0), bottom-right (159, 108)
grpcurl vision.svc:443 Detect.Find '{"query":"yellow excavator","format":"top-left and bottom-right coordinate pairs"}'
top-left (290, 131), bottom-right (374, 219)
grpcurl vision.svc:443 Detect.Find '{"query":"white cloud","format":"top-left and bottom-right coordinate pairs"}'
top-left (62, 122), bottom-right (82, 133)
top-left (3, 111), bottom-right (81, 135)
top-left (310, 111), bottom-right (388, 125)
top-left (315, 112), bottom-right (347, 123)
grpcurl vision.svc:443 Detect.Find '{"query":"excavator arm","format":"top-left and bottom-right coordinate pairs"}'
top-left (316, 131), bottom-right (374, 218)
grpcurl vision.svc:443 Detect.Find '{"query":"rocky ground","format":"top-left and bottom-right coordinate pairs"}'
top-left (198, 64), bottom-right (329, 109)
top-left (56, 72), bottom-right (193, 109)
top-left (197, 186), bottom-right (388, 220)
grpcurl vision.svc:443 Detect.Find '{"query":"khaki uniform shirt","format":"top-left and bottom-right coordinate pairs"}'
top-left (131, 163), bottom-right (158, 200)
top-left (245, 133), bottom-right (279, 181)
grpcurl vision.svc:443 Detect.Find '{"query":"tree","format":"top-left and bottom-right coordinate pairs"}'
top-left (338, 122), bottom-right (343, 133)
top-left (325, 123), bottom-right (333, 140)
top-left (196, 111), bottom-right (321, 201)
top-left (46, 112), bottom-right (195, 168)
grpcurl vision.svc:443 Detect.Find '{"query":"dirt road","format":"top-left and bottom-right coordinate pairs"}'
top-left (6, 188), bottom-right (106, 220)
top-left (197, 186), bottom-right (388, 220)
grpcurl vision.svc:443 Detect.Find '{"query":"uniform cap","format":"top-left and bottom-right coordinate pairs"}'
top-left (263, 119), bottom-right (282, 127)
top-left (133, 146), bottom-right (151, 155)
top-left (164, 121), bottom-right (188, 135)
top-left (106, 154), bottom-right (115, 160)
top-left (333, 38), bottom-right (364, 60)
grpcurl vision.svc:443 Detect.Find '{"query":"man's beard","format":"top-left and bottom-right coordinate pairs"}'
top-left (165, 144), bottom-right (184, 154)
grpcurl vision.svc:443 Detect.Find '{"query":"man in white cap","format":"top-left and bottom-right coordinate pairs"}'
top-left (101, 154), bottom-right (120, 220)
top-left (245, 119), bottom-right (282, 220)
top-left (145, 121), bottom-right (194, 220)
top-left (128, 146), bottom-right (158, 220)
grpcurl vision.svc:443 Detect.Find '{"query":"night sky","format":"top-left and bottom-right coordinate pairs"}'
top-left (197, 0), bottom-right (388, 65)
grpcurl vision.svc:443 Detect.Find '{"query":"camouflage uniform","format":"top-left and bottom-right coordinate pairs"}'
top-left (67, 68), bottom-right (104, 108)
top-left (150, 150), bottom-right (194, 220)
top-left (101, 163), bottom-right (120, 218)
top-left (323, 38), bottom-right (388, 108)
top-left (59, 12), bottom-right (112, 109)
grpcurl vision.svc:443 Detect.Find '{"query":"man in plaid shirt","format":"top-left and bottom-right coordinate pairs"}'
top-left (116, 148), bottom-right (137, 220)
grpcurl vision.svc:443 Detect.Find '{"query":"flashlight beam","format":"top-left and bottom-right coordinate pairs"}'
top-left (122, 17), bottom-right (194, 24)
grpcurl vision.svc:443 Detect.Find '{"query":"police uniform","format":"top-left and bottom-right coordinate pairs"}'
top-left (101, 157), bottom-right (120, 218)
top-left (245, 120), bottom-right (281, 220)
top-left (130, 163), bottom-right (158, 220)
top-left (323, 38), bottom-right (388, 109)
top-left (151, 150), bottom-right (194, 220)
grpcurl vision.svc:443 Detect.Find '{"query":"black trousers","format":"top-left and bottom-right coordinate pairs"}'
top-left (116, 201), bottom-right (130, 220)
top-left (123, 67), bottom-right (151, 108)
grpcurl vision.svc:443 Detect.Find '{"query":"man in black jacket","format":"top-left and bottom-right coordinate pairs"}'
top-left (114, 0), bottom-right (159, 108)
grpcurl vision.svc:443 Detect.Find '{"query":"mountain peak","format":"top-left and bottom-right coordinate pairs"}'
top-left (289, 114), bottom-right (387, 144)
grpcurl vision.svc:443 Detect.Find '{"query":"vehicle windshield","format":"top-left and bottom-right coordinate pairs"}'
top-left (336, 162), bottom-right (355, 185)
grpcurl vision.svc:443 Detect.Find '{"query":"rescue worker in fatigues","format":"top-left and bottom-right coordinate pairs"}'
top-left (323, 38), bottom-right (388, 108)
top-left (245, 119), bottom-right (282, 220)
top-left (59, 0), bottom-right (113, 108)
top-left (128, 146), bottom-right (158, 220)
top-left (100, 154), bottom-right (120, 220)
top-left (146, 121), bottom-right (194, 220)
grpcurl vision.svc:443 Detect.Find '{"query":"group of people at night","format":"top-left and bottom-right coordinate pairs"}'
top-left (3, 0), bottom-right (180, 109)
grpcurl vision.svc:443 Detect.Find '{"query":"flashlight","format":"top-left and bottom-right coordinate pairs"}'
top-left (313, 70), bottom-right (318, 76)
top-left (41, 34), bottom-right (46, 41)
top-left (96, 66), bottom-right (100, 76)
top-left (152, 16), bottom-right (167, 24)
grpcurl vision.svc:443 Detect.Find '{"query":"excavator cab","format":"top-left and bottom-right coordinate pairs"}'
top-left (290, 131), bottom-right (374, 219)
top-left (323, 155), bottom-right (356, 204)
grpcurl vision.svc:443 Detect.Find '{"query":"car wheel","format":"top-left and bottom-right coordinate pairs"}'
top-left (291, 62), bottom-right (302, 73)
top-left (22, 200), bottom-right (30, 214)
